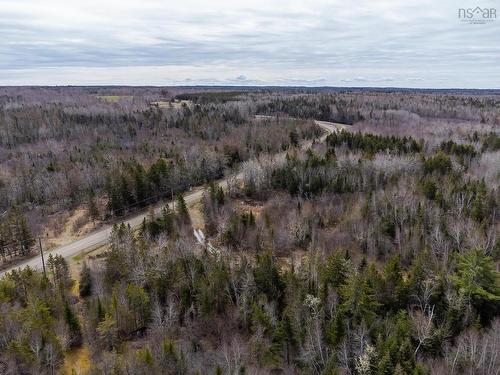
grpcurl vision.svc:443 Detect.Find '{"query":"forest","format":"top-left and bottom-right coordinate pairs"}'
top-left (0, 87), bottom-right (499, 374)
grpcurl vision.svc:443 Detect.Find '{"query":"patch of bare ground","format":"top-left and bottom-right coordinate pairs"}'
top-left (62, 346), bottom-right (91, 375)
top-left (150, 99), bottom-right (192, 109)
top-left (235, 198), bottom-right (265, 218)
top-left (43, 198), bottom-right (107, 251)
top-left (187, 201), bottom-right (204, 230)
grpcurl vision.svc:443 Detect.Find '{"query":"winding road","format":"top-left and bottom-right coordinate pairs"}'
top-left (0, 119), bottom-right (347, 276)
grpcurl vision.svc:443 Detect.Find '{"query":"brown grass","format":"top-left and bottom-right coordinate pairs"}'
top-left (62, 346), bottom-right (91, 375)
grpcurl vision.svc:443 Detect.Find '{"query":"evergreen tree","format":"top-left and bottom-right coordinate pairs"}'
top-left (8, 207), bottom-right (35, 256)
top-left (88, 194), bottom-right (100, 224)
top-left (64, 301), bottom-right (82, 347)
top-left (119, 175), bottom-right (135, 207)
top-left (215, 185), bottom-right (225, 205)
top-left (381, 256), bottom-right (406, 312)
top-left (125, 283), bottom-right (150, 330)
top-left (97, 313), bottom-right (118, 350)
top-left (452, 249), bottom-right (500, 325)
top-left (254, 252), bottom-right (284, 304)
top-left (340, 269), bottom-right (380, 325)
top-left (176, 194), bottom-right (190, 224)
top-left (47, 254), bottom-right (72, 292)
top-left (132, 163), bottom-right (149, 204)
top-left (326, 310), bottom-right (345, 349)
top-left (106, 177), bottom-right (124, 216)
top-left (321, 251), bottom-right (351, 295)
top-left (289, 129), bottom-right (299, 147)
top-left (421, 178), bottom-right (437, 200)
top-left (161, 205), bottom-right (176, 236)
top-left (79, 262), bottom-right (92, 297)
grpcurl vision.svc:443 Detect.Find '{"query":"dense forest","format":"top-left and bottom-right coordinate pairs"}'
top-left (0, 87), bottom-right (499, 374)
top-left (0, 88), bottom-right (320, 264)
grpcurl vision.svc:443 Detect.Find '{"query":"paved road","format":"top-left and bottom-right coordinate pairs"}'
top-left (0, 119), bottom-right (346, 276)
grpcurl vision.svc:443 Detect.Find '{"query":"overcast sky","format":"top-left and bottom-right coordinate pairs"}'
top-left (0, 0), bottom-right (499, 87)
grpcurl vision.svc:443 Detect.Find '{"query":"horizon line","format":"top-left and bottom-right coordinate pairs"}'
top-left (1, 85), bottom-right (499, 91)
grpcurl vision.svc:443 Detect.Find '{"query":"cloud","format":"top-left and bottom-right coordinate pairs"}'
top-left (0, 0), bottom-right (499, 87)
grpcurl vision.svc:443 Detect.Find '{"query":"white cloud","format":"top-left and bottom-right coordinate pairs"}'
top-left (0, 0), bottom-right (499, 87)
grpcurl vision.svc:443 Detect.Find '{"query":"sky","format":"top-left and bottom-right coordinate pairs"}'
top-left (0, 0), bottom-right (499, 88)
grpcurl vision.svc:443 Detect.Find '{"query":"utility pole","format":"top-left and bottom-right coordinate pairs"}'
top-left (38, 237), bottom-right (47, 279)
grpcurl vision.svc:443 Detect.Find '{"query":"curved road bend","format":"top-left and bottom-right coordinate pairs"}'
top-left (0, 120), bottom-right (347, 276)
